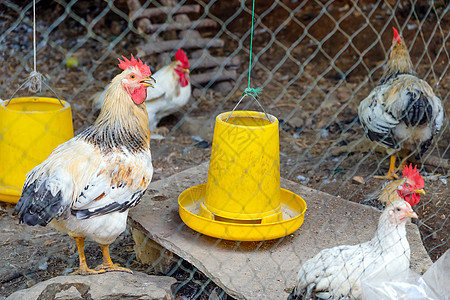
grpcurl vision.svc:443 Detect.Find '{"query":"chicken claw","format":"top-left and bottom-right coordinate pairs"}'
top-left (71, 237), bottom-right (106, 275)
top-left (96, 244), bottom-right (133, 274)
top-left (95, 263), bottom-right (133, 274)
top-left (70, 266), bottom-right (106, 275)
top-left (150, 126), bottom-right (170, 139)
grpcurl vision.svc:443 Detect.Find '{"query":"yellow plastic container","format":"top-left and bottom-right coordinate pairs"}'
top-left (202, 111), bottom-right (282, 223)
top-left (178, 111), bottom-right (307, 241)
top-left (0, 97), bottom-right (73, 203)
top-left (179, 184), bottom-right (307, 241)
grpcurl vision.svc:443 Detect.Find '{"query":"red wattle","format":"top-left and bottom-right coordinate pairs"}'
top-left (398, 190), bottom-right (420, 206)
top-left (175, 69), bottom-right (189, 87)
top-left (130, 86), bottom-right (147, 104)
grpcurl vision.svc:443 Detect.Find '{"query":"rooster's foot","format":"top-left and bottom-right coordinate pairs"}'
top-left (70, 266), bottom-right (106, 275)
top-left (374, 172), bottom-right (399, 180)
top-left (150, 126), bottom-right (170, 139)
top-left (95, 263), bottom-right (133, 274)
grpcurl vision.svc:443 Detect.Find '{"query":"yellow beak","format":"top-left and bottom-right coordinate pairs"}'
top-left (140, 76), bottom-right (156, 88)
top-left (184, 68), bottom-right (190, 74)
top-left (408, 211), bottom-right (419, 219)
top-left (415, 189), bottom-right (426, 195)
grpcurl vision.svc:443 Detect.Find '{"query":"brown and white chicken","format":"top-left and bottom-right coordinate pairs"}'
top-left (14, 55), bottom-right (155, 275)
top-left (358, 27), bottom-right (443, 179)
top-left (93, 49), bottom-right (191, 135)
top-left (288, 200), bottom-right (419, 300)
top-left (361, 164), bottom-right (425, 210)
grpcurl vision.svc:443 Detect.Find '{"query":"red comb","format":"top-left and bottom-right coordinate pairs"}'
top-left (117, 54), bottom-right (152, 77)
top-left (402, 164), bottom-right (424, 188)
top-left (392, 27), bottom-right (401, 43)
top-left (175, 49), bottom-right (189, 69)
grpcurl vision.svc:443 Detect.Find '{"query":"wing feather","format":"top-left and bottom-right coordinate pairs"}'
top-left (358, 74), bottom-right (443, 150)
top-left (358, 86), bottom-right (400, 149)
top-left (71, 150), bottom-right (152, 219)
top-left (14, 139), bottom-right (153, 225)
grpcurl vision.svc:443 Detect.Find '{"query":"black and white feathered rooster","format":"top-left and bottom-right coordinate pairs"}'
top-left (358, 27), bottom-right (443, 179)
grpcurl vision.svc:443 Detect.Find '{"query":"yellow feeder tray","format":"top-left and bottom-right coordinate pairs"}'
top-left (178, 111), bottom-right (307, 241)
top-left (0, 97), bottom-right (73, 203)
top-left (179, 184), bottom-right (306, 241)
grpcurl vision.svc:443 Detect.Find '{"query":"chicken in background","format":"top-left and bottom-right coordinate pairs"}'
top-left (14, 55), bottom-right (155, 275)
top-left (92, 49), bottom-right (191, 137)
top-left (288, 200), bottom-right (419, 300)
top-left (360, 164), bottom-right (425, 210)
top-left (358, 27), bottom-right (443, 179)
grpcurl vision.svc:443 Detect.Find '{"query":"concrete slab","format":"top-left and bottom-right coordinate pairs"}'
top-left (128, 163), bottom-right (432, 300)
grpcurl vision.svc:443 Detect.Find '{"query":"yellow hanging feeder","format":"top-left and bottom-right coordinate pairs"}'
top-left (178, 111), bottom-right (307, 241)
top-left (0, 97), bottom-right (73, 203)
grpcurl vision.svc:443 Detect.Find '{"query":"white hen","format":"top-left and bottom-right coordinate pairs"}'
top-left (288, 200), bottom-right (418, 300)
top-left (92, 49), bottom-right (191, 132)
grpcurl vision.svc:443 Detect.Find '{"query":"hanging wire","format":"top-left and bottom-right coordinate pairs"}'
top-left (243, 0), bottom-right (261, 98)
top-left (6, 0), bottom-right (63, 107)
top-left (226, 0), bottom-right (270, 123)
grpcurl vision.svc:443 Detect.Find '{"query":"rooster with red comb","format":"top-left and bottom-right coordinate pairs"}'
top-left (15, 55), bottom-right (155, 275)
top-left (358, 27), bottom-right (443, 179)
top-left (93, 49), bottom-right (191, 137)
top-left (361, 164), bottom-right (425, 209)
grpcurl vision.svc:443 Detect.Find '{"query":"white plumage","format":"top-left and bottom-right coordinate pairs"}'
top-left (15, 54), bottom-right (155, 275)
top-left (288, 201), bottom-right (418, 300)
top-left (24, 140), bottom-right (153, 245)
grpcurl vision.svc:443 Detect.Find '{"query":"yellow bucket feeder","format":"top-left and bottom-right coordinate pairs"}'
top-left (0, 97), bottom-right (73, 203)
top-left (178, 111), bottom-right (307, 241)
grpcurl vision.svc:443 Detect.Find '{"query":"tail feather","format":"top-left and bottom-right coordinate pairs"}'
top-left (402, 91), bottom-right (433, 127)
top-left (14, 180), bottom-right (64, 226)
top-left (287, 288), bottom-right (300, 300)
top-left (287, 286), bottom-right (305, 300)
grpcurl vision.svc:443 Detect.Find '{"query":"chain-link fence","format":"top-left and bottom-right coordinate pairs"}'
top-left (0, 0), bottom-right (448, 299)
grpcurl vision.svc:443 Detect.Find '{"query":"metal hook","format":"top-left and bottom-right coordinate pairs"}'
top-left (225, 91), bottom-right (271, 123)
top-left (6, 73), bottom-right (65, 107)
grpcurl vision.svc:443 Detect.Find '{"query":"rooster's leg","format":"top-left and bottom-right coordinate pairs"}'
top-left (374, 155), bottom-right (399, 179)
top-left (150, 126), bottom-right (170, 139)
top-left (95, 244), bottom-right (132, 273)
top-left (71, 237), bottom-right (105, 275)
top-left (399, 149), bottom-right (411, 169)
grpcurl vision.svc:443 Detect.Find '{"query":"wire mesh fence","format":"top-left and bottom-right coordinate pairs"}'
top-left (0, 0), bottom-right (448, 299)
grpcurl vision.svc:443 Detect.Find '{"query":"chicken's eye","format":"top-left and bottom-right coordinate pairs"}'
top-left (130, 74), bottom-right (136, 79)
top-left (395, 208), bottom-right (401, 212)
top-left (404, 183), bottom-right (410, 188)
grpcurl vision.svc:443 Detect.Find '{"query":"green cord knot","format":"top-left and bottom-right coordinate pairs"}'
top-left (243, 87), bottom-right (262, 98)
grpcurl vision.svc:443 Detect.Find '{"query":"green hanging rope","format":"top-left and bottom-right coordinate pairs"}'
top-left (227, 0), bottom-right (269, 122)
top-left (243, 0), bottom-right (262, 98)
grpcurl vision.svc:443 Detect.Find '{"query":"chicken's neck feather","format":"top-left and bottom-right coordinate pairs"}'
top-left (378, 178), bottom-right (406, 205)
top-left (382, 41), bottom-right (415, 80)
top-left (372, 212), bottom-right (409, 256)
top-left (80, 74), bottom-right (150, 152)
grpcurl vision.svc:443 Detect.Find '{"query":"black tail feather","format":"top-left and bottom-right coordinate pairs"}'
top-left (403, 91), bottom-right (433, 127)
top-left (14, 180), bottom-right (63, 226)
top-left (287, 287), bottom-right (305, 300)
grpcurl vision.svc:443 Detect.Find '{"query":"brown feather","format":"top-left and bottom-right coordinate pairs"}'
top-left (82, 70), bottom-right (151, 152)
top-left (383, 39), bottom-right (414, 78)
top-left (378, 178), bottom-right (406, 205)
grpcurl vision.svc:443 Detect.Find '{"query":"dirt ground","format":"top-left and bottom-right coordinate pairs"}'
top-left (0, 0), bottom-right (448, 299)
